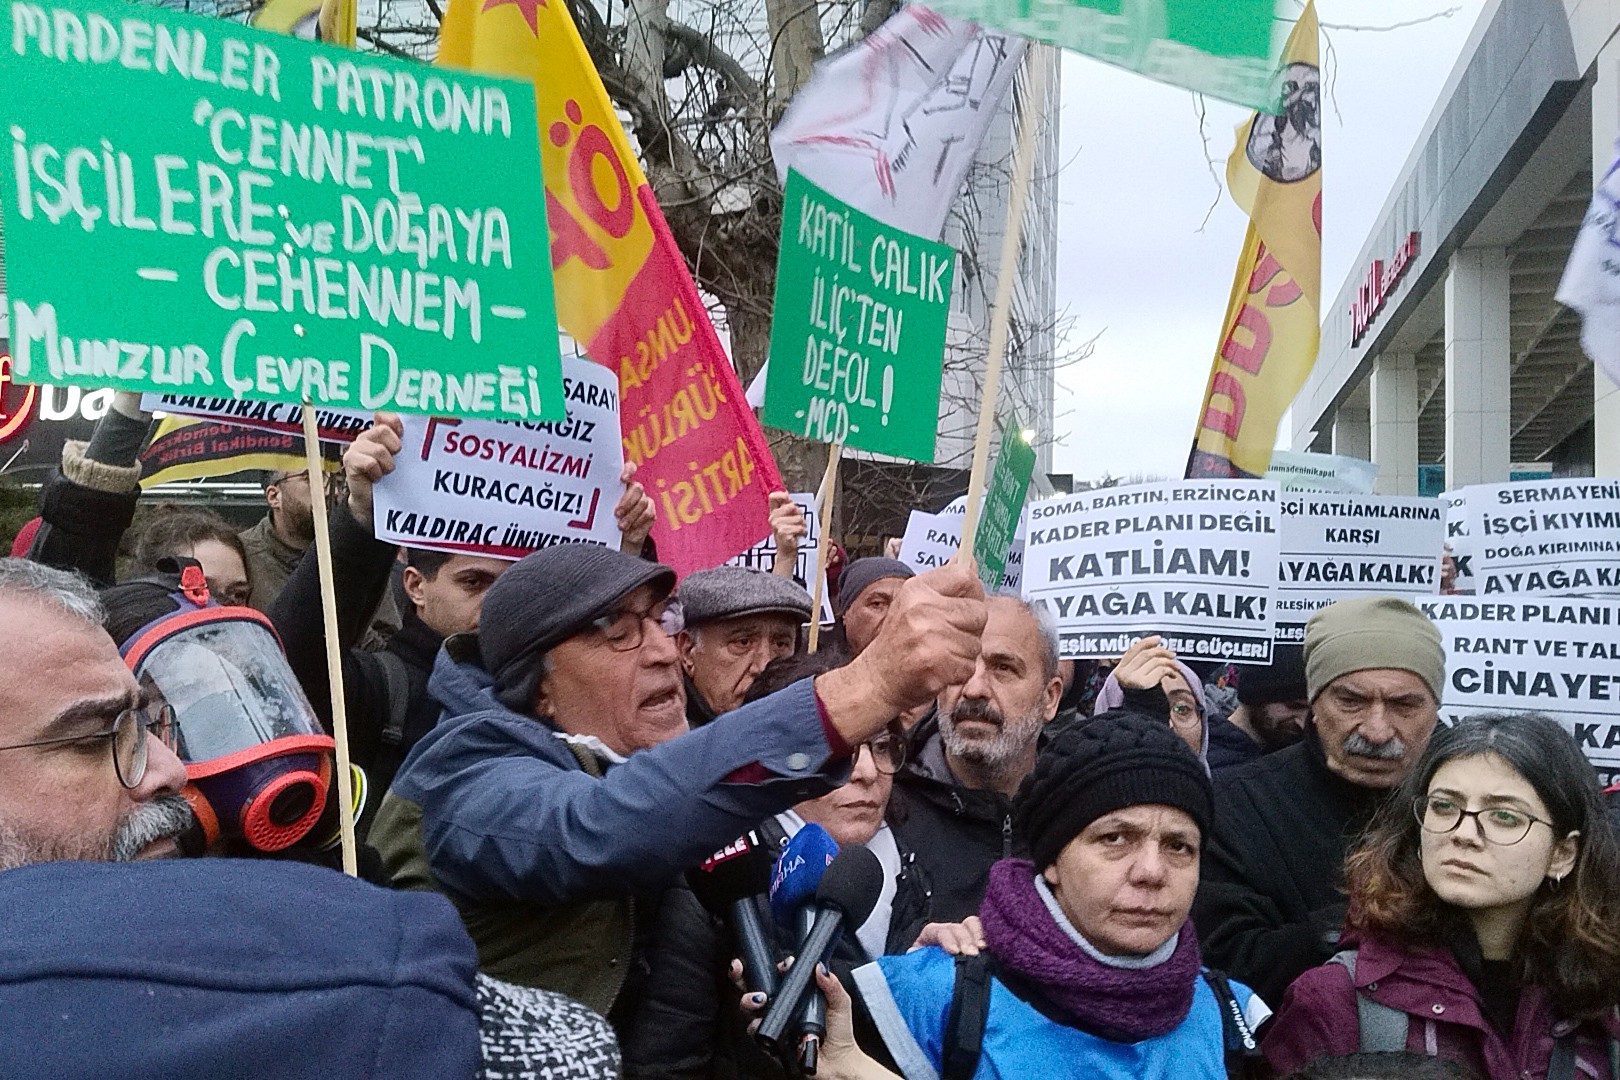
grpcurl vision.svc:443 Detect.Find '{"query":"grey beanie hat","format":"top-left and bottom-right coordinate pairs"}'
top-left (478, 543), bottom-right (675, 686)
top-left (678, 565), bottom-right (812, 626)
top-left (835, 557), bottom-right (914, 616)
top-left (1303, 595), bottom-right (1445, 702)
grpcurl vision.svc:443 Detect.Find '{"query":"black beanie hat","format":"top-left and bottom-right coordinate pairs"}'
top-left (1235, 644), bottom-right (1307, 707)
top-left (1016, 710), bottom-right (1215, 872)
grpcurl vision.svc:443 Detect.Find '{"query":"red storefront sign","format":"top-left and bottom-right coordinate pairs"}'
top-left (1349, 231), bottom-right (1420, 345)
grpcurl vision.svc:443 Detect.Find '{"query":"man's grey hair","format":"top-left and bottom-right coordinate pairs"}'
top-left (0, 559), bottom-right (103, 627)
top-left (992, 590), bottom-right (1059, 682)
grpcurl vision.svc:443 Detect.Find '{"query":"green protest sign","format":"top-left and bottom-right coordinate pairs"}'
top-left (918, 0), bottom-right (1290, 111)
top-left (974, 419), bottom-right (1035, 590)
top-left (0, 0), bottom-right (562, 420)
top-left (763, 170), bottom-right (952, 462)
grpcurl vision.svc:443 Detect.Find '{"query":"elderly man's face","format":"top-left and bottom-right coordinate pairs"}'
top-left (0, 598), bottom-right (189, 867)
top-left (1043, 805), bottom-right (1201, 957)
top-left (538, 585), bottom-right (688, 756)
top-left (1312, 669), bottom-right (1438, 789)
top-left (679, 614), bottom-right (798, 715)
top-left (842, 577), bottom-right (904, 656)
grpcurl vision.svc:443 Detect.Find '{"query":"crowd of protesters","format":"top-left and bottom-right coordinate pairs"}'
top-left (0, 401), bottom-right (1617, 1080)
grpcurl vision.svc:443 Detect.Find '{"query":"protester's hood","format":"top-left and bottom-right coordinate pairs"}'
top-left (428, 637), bottom-right (503, 721)
top-left (0, 858), bottom-right (479, 1078)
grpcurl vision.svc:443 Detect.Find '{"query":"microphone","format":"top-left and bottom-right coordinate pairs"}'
top-left (755, 844), bottom-right (885, 1058)
top-left (686, 831), bottom-right (780, 998)
top-left (767, 824), bottom-right (840, 1072)
top-left (768, 822), bottom-right (839, 929)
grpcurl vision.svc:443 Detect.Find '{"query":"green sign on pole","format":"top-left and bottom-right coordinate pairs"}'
top-left (763, 170), bottom-right (953, 462)
top-left (974, 418), bottom-right (1036, 590)
top-left (0, 0), bottom-right (562, 420)
top-left (917, 0), bottom-right (1291, 111)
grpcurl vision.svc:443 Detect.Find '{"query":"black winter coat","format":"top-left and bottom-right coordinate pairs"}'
top-left (621, 817), bottom-right (932, 1080)
top-left (1192, 726), bottom-right (1387, 1006)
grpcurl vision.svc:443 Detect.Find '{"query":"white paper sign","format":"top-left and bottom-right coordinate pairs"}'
top-left (1442, 489), bottom-right (1474, 593)
top-left (898, 508), bottom-right (1023, 592)
top-left (726, 492), bottom-right (833, 623)
top-left (372, 355), bottom-right (623, 558)
top-left (1418, 596), bottom-right (1620, 780)
top-left (1023, 480), bottom-right (1281, 664)
top-left (1463, 479), bottom-right (1620, 597)
top-left (142, 393), bottom-right (371, 445)
top-left (1276, 495), bottom-right (1444, 642)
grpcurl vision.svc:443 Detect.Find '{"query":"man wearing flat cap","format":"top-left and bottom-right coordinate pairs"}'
top-left (1193, 595), bottom-right (1447, 1005)
top-left (368, 542), bottom-right (988, 1035)
top-left (675, 565), bottom-right (812, 726)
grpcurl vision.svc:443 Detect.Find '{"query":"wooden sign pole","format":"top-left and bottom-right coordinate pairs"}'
top-left (958, 46), bottom-right (1049, 565)
top-left (301, 402), bottom-right (358, 877)
top-left (805, 443), bottom-right (842, 654)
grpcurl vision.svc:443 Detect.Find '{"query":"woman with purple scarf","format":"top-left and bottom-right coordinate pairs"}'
top-left (847, 710), bottom-right (1269, 1079)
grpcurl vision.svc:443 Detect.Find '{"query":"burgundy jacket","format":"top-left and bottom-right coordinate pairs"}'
top-left (1263, 932), bottom-right (1620, 1079)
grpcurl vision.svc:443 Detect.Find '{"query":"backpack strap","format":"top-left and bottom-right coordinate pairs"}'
top-left (1547, 1033), bottom-right (1577, 1080)
top-left (1328, 949), bottom-right (1409, 1054)
top-left (1201, 969), bottom-right (1258, 1078)
top-left (941, 952), bottom-right (992, 1080)
top-left (372, 650), bottom-right (412, 748)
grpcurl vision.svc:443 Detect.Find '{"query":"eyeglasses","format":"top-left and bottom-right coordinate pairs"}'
top-left (859, 732), bottom-right (906, 775)
top-left (1413, 794), bottom-right (1553, 846)
top-left (0, 704), bottom-right (178, 790)
top-left (589, 598), bottom-right (685, 652)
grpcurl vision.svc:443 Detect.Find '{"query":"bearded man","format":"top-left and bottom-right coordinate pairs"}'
top-left (891, 594), bottom-right (1062, 920)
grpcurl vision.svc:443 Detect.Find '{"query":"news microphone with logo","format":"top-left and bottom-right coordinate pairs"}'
top-left (755, 844), bottom-right (884, 1066)
top-left (767, 822), bottom-right (839, 928)
top-left (686, 830), bottom-right (780, 998)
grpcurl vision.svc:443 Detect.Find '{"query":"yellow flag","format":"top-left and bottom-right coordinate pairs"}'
top-left (1188, 2), bottom-right (1320, 479)
top-left (434, 0), bottom-right (784, 572)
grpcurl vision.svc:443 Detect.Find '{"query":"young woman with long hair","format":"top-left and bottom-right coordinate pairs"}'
top-left (1263, 713), bottom-right (1620, 1078)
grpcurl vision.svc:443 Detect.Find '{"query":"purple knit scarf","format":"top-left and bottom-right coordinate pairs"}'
top-left (978, 858), bottom-right (1201, 1042)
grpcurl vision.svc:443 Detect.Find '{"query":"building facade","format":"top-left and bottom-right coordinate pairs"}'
top-left (1291, 0), bottom-right (1620, 492)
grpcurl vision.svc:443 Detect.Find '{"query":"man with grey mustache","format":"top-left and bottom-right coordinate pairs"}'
top-left (0, 559), bottom-right (192, 870)
top-left (1193, 596), bottom-right (1446, 1006)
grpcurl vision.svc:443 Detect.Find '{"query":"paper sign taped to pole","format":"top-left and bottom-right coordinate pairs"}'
top-left (142, 394), bottom-right (369, 445)
top-left (372, 354), bottom-right (622, 558)
top-left (0, 0), bottom-right (562, 420)
top-left (763, 171), bottom-right (952, 462)
top-left (1462, 479), bottom-right (1620, 597)
top-left (1418, 596), bottom-right (1620, 781)
top-left (899, 508), bottom-right (1023, 592)
top-left (1276, 494), bottom-right (1443, 641)
top-left (1023, 480), bottom-right (1280, 663)
top-left (726, 492), bottom-right (834, 624)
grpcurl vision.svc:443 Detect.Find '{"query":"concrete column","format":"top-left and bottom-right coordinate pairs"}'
top-left (1595, 41), bottom-right (1620, 478)
top-left (1370, 352), bottom-right (1419, 494)
top-left (1444, 247), bottom-right (1512, 488)
top-left (1331, 404), bottom-right (1371, 460)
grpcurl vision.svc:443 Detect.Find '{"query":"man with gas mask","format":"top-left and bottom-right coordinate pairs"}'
top-left (98, 558), bottom-right (346, 861)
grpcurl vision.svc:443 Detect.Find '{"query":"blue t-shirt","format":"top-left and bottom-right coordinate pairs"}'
top-left (853, 946), bottom-right (1264, 1080)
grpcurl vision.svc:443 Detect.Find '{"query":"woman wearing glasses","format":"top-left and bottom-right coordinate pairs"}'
top-left (624, 649), bottom-right (932, 1079)
top-left (1263, 713), bottom-right (1620, 1078)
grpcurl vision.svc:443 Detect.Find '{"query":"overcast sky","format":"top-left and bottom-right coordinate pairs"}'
top-left (1047, 0), bottom-right (1489, 484)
